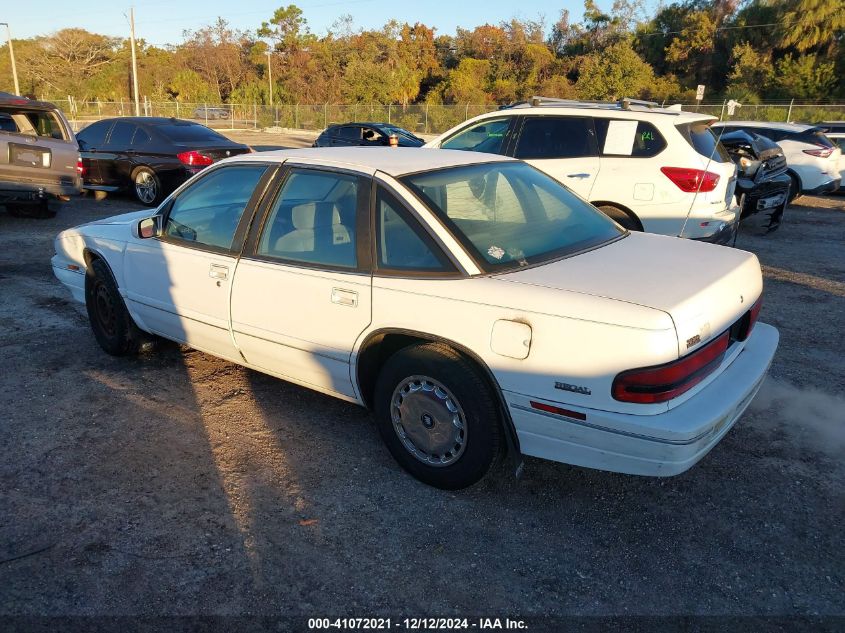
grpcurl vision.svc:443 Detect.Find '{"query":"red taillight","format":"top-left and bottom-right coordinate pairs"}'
top-left (803, 148), bottom-right (833, 158)
top-left (660, 167), bottom-right (720, 193)
top-left (612, 332), bottom-right (730, 404)
top-left (177, 150), bottom-right (214, 166)
top-left (529, 401), bottom-right (587, 421)
top-left (76, 156), bottom-right (85, 176)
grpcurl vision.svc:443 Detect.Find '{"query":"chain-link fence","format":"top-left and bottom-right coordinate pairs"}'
top-left (49, 98), bottom-right (845, 135)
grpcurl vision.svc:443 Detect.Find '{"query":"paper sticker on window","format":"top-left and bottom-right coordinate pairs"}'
top-left (487, 245), bottom-right (505, 260)
top-left (603, 120), bottom-right (638, 156)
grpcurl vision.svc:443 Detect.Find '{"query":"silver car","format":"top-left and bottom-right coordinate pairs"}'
top-left (0, 93), bottom-right (82, 218)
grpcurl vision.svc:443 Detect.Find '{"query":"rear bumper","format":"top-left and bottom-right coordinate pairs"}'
top-left (693, 219), bottom-right (737, 245)
top-left (0, 177), bottom-right (82, 200)
top-left (506, 323), bottom-right (779, 476)
top-left (802, 178), bottom-right (839, 196)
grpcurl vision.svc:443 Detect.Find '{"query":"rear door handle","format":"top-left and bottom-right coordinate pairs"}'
top-left (567, 173), bottom-right (591, 179)
top-left (209, 264), bottom-right (229, 280)
top-left (331, 288), bottom-right (358, 307)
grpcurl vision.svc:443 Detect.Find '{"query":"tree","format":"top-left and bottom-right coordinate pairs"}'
top-left (770, 53), bottom-right (836, 99)
top-left (780, 0), bottom-right (845, 55)
top-left (575, 40), bottom-right (657, 100)
top-left (258, 5), bottom-right (310, 50)
top-left (725, 42), bottom-right (772, 100)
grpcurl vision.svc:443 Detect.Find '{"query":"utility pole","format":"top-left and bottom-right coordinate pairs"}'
top-left (0, 23), bottom-right (20, 95)
top-left (266, 50), bottom-right (274, 108)
top-left (129, 8), bottom-right (140, 116)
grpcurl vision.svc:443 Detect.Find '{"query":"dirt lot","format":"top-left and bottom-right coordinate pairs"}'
top-left (1, 166), bottom-right (843, 624)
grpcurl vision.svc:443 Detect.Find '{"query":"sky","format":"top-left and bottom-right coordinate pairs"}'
top-left (3, 0), bottom-right (656, 46)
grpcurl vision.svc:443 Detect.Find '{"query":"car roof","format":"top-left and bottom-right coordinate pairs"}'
top-left (713, 121), bottom-right (817, 132)
top-left (472, 104), bottom-right (713, 124)
top-left (89, 117), bottom-right (203, 126)
top-left (230, 147), bottom-right (514, 177)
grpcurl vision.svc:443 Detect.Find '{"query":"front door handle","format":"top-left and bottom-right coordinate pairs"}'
top-left (209, 264), bottom-right (229, 280)
top-left (567, 173), bottom-right (591, 179)
top-left (331, 287), bottom-right (358, 307)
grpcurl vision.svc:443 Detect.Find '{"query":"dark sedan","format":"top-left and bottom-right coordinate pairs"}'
top-left (77, 117), bottom-right (251, 206)
top-left (313, 122), bottom-right (424, 148)
top-left (720, 130), bottom-right (792, 233)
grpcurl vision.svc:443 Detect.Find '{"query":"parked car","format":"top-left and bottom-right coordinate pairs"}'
top-left (719, 130), bottom-right (792, 232)
top-left (314, 122), bottom-right (425, 147)
top-left (193, 106), bottom-right (230, 120)
top-left (824, 132), bottom-right (845, 190)
top-left (76, 117), bottom-right (251, 206)
top-left (52, 147), bottom-right (778, 489)
top-left (0, 92), bottom-right (82, 218)
top-left (425, 97), bottom-right (739, 243)
top-left (711, 121), bottom-right (841, 201)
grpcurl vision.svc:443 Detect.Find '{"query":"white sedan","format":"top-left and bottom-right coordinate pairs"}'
top-left (52, 148), bottom-right (779, 489)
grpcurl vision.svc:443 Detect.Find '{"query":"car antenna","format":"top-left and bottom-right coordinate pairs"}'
top-left (678, 120), bottom-right (739, 245)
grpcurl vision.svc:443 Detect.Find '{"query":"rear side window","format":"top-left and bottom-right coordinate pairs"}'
top-left (441, 118), bottom-right (512, 155)
top-left (107, 121), bottom-right (136, 147)
top-left (338, 126), bottom-right (361, 141)
top-left (165, 164), bottom-right (267, 250)
top-left (593, 119), bottom-right (666, 157)
top-left (794, 129), bottom-right (834, 148)
top-left (155, 123), bottom-right (227, 143)
top-left (677, 123), bottom-right (731, 163)
top-left (132, 127), bottom-right (151, 146)
top-left (513, 117), bottom-right (598, 160)
top-left (77, 120), bottom-right (110, 148)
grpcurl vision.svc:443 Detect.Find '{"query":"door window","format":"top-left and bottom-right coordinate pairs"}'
top-left (132, 127), bottom-right (151, 146)
top-left (338, 126), bottom-right (361, 141)
top-left (106, 121), bottom-right (136, 148)
top-left (77, 120), bottom-right (110, 149)
top-left (164, 164), bottom-right (268, 250)
top-left (513, 117), bottom-right (597, 159)
top-left (441, 118), bottom-right (512, 154)
top-left (376, 188), bottom-right (450, 272)
top-left (257, 169), bottom-right (359, 269)
top-left (593, 119), bottom-right (667, 157)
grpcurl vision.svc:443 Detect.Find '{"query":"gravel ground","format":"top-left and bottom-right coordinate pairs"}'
top-left (0, 167), bottom-right (843, 625)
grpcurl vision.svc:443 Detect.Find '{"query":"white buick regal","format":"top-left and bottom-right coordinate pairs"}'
top-left (52, 148), bottom-right (779, 489)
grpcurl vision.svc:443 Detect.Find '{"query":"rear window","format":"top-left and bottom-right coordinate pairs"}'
top-left (594, 119), bottom-right (667, 157)
top-left (794, 129), bottom-right (834, 148)
top-left (155, 123), bottom-right (228, 143)
top-left (0, 107), bottom-right (68, 140)
top-left (678, 122), bottom-right (731, 163)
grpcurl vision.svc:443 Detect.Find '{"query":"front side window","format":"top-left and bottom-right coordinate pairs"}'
top-left (402, 162), bottom-right (623, 271)
top-left (441, 118), bottom-right (512, 155)
top-left (514, 117), bottom-right (597, 159)
top-left (164, 164), bottom-right (267, 249)
top-left (376, 188), bottom-right (449, 272)
top-left (257, 169), bottom-right (358, 269)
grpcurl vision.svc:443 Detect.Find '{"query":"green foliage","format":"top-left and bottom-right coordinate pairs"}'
top-left (575, 40), bottom-right (661, 100)
top-left (770, 54), bottom-right (837, 99)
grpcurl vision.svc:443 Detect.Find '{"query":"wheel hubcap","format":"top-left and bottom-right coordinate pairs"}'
top-left (94, 282), bottom-right (117, 336)
top-left (390, 376), bottom-right (467, 467)
top-left (135, 172), bottom-right (156, 203)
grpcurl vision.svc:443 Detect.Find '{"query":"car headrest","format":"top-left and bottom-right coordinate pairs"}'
top-left (291, 202), bottom-right (341, 230)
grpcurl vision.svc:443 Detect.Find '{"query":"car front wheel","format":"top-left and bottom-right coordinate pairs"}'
top-left (133, 167), bottom-right (163, 206)
top-left (374, 342), bottom-right (502, 489)
top-left (85, 258), bottom-right (145, 356)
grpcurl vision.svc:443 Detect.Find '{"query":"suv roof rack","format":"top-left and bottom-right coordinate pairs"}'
top-left (499, 96), bottom-right (680, 115)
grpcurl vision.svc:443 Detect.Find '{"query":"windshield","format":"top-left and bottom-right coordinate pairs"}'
top-left (401, 162), bottom-right (624, 272)
top-left (383, 126), bottom-right (419, 140)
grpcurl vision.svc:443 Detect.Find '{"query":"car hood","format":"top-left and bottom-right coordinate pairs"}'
top-left (80, 209), bottom-right (153, 227)
top-left (496, 232), bottom-right (763, 356)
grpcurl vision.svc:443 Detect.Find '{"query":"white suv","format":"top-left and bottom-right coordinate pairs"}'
top-left (425, 98), bottom-right (739, 243)
top-left (711, 121), bottom-right (841, 200)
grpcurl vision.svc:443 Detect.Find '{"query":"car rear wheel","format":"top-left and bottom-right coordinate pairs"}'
top-left (85, 258), bottom-right (145, 356)
top-left (133, 167), bottom-right (163, 206)
top-left (597, 205), bottom-right (641, 231)
top-left (6, 199), bottom-right (57, 219)
top-left (374, 342), bottom-right (501, 489)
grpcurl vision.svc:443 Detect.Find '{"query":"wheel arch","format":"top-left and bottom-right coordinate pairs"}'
top-left (785, 168), bottom-right (803, 191)
top-left (355, 328), bottom-right (521, 456)
top-left (590, 200), bottom-right (644, 231)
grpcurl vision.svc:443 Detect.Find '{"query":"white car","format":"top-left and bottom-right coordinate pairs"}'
top-left (425, 97), bottom-right (740, 243)
top-left (825, 132), bottom-right (845, 187)
top-left (52, 148), bottom-right (778, 489)
top-left (711, 121), bottom-right (841, 199)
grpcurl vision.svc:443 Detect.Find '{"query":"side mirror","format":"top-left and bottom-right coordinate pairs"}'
top-left (137, 216), bottom-right (162, 239)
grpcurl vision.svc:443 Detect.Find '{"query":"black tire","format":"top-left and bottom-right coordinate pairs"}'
top-left (85, 258), bottom-right (143, 356)
top-left (597, 205), bottom-right (640, 231)
top-left (373, 342), bottom-right (502, 489)
top-left (132, 167), bottom-right (164, 207)
top-left (6, 199), bottom-right (57, 219)
top-left (787, 173), bottom-right (801, 204)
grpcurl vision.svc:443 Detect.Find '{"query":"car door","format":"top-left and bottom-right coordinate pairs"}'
top-left (99, 120), bottom-right (136, 187)
top-left (511, 116), bottom-right (601, 199)
top-left (123, 162), bottom-right (274, 361)
top-left (230, 166), bottom-right (372, 399)
top-left (76, 120), bottom-right (112, 185)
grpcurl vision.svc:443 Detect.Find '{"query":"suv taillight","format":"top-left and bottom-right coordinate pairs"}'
top-left (612, 332), bottom-right (730, 404)
top-left (660, 167), bottom-right (720, 193)
top-left (76, 156), bottom-right (85, 176)
top-left (177, 150), bottom-right (214, 166)
top-left (803, 148), bottom-right (833, 158)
